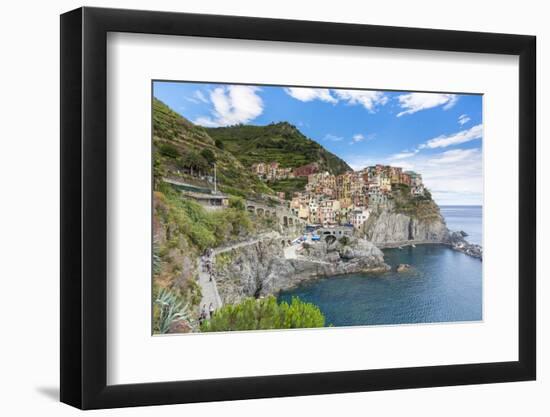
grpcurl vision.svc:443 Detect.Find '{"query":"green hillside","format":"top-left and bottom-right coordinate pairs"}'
top-left (205, 122), bottom-right (352, 175)
top-left (153, 98), bottom-right (272, 198)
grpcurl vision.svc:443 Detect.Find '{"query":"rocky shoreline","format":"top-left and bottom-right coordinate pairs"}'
top-left (361, 205), bottom-right (482, 260)
top-left (449, 231), bottom-right (483, 260)
top-left (213, 235), bottom-right (389, 305)
top-left (212, 208), bottom-right (482, 303)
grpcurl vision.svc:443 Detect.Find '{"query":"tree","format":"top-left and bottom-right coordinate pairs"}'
top-left (200, 296), bottom-right (325, 332)
top-left (200, 148), bottom-right (216, 166)
top-left (181, 150), bottom-right (208, 176)
top-left (215, 139), bottom-right (224, 150)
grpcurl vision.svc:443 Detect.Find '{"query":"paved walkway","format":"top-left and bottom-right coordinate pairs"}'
top-left (283, 242), bottom-right (301, 259)
top-left (197, 256), bottom-right (223, 316)
top-left (197, 231), bottom-right (337, 317)
top-left (197, 231), bottom-right (280, 316)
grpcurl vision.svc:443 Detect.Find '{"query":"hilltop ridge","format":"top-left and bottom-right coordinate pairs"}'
top-left (205, 122), bottom-right (352, 175)
top-left (152, 98), bottom-right (272, 198)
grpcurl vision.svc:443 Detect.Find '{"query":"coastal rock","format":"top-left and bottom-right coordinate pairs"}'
top-left (449, 231), bottom-right (482, 260)
top-left (361, 206), bottom-right (450, 246)
top-left (214, 236), bottom-right (389, 304)
top-left (396, 264), bottom-right (412, 272)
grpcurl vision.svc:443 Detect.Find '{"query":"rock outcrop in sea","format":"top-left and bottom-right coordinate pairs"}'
top-left (449, 231), bottom-right (483, 260)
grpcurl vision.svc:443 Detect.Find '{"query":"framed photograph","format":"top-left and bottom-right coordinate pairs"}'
top-left (60, 6), bottom-right (536, 409)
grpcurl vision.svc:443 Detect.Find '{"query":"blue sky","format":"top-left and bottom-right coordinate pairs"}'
top-left (153, 81), bottom-right (483, 205)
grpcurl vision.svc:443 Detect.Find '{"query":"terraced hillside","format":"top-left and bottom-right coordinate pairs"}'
top-left (153, 98), bottom-right (272, 198)
top-left (205, 122), bottom-right (352, 175)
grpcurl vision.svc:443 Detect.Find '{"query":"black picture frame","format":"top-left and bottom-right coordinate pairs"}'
top-left (60, 6), bottom-right (536, 410)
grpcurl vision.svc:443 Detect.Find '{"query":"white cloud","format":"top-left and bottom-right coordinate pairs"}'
top-left (458, 114), bottom-right (471, 126)
top-left (350, 133), bottom-right (376, 144)
top-left (428, 148), bottom-right (479, 164)
top-left (284, 88), bottom-right (388, 112)
top-left (421, 124), bottom-right (483, 149)
top-left (396, 93), bottom-right (458, 117)
top-left (185, 90), bottom-right (209, 104)
top-left (420, 149), bottom-right (483, 205)
top-left (351, 133), bottom-right (365, 143)
top-left (193, 90), bottom-right (209, 103)
top-left (194, 86), bottom-right (264, 127)
top-left (345, 146), bottom-right (483, 205)
top-left (324, 133), bottom-right (343, 142)
top-left (284, 87), bottom-right (337, 103)
top-left (391, 150), bottom-right (418, 159)
top-left (333, 90), bottom-right (388, 112)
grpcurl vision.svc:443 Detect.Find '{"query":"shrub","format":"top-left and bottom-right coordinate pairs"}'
top-left (228, 195), bottom-right (246, 211)
top-left (338, 236), bottom-right (350, 246)
top-left (215, 139), bottom-right (224, 149)
top-left (200, 148), bottom-right (216, 166)
top-left (152, 239), bottom-right (162, 275)
top-left (200, 296), bottom-right (325, 332)
top-left (157, 142), bottom-right (180, 159)
top-left (156, 188), bottom-right (253, 252)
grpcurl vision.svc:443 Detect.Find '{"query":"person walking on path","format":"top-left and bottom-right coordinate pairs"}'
top-left (199, 304), bottom-right (207, 326)
top-left (209, 303), bottom-right (215, 319)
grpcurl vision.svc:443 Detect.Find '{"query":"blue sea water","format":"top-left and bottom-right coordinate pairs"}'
top-left (278, 206), bottom-right (483, 327)
top-left (440, 205), bottom-right (483, 245)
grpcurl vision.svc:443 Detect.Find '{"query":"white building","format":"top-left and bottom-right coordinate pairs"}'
top-left (350, 208), bottom-right (370, 229)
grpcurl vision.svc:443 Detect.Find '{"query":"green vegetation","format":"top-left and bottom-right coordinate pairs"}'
top-left (153, 288), bottom-right (192, 334)
top-left (267, 177), bottom-right (308, 200)
top-left (200, 296), bottom-right (326, 332)
top-left (228, 195), bottom-right (246, 211)
top-left (215, 252), bottom-right (233, 269)
top-left (391, 184), bottom-right (441, 221)
top-left (215, 139), bottom-right (224, 149)
top-left (205, 122), bottom-right (351, 175)
top-left (155, 183), bottom-right (252, 252)
top-left (200, 148), bottom-right (216, 166)
top-left (153, 181), bottom-right (257, 333)
top-left (153, 98), bottom-right (271, 198)
top-left (157, 142), bottom-right (180, 159)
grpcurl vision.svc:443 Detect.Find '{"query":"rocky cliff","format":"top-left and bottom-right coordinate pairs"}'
top-left (361, 199), bottom-right (450, 247)
top-left (362, 209), bottom-right (450, 246)
top-left (214, 236), bottom-right (388, 304)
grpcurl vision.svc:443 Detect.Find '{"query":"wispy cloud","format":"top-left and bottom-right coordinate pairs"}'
top-left (193, 90), bottom-right (209, 104)
top-left (458, 114), bottom-right (471, 126)
top-left (350, 133), bottom-right (376, 144)
top-left (346, 147), bottom-right (483, 205)
top-left (428, 148), bottom-right (479, 164)
top-left (324, 133), bottom-right (344, 142)
top-left (284, 87), bottom-right (337, 103)
top-left (185, 90), bottom-right (210, 104)
top-left (333, 90), bottom-right (388, 112)
top-left (391, 150), bottom-right (419, 159)
top-left (396, 93), bottom-right (458, 117)
top-left (284, 88), bottom-right (388, 112)
top-left (416, 148), bottom-right (483, 205)
top-left (419, 124), bottom-right (483, 149)
top-left (194, 86), bottom-right (264, 127)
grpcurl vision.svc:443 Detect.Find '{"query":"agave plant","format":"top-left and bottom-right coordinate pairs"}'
top-left (154, 289), bottom-right (191, 334)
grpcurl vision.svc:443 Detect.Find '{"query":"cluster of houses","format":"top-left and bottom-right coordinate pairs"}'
top-left (250, 161), bottom-right (319, 181)
top-left (287, 165), bottom-right (425, 229)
